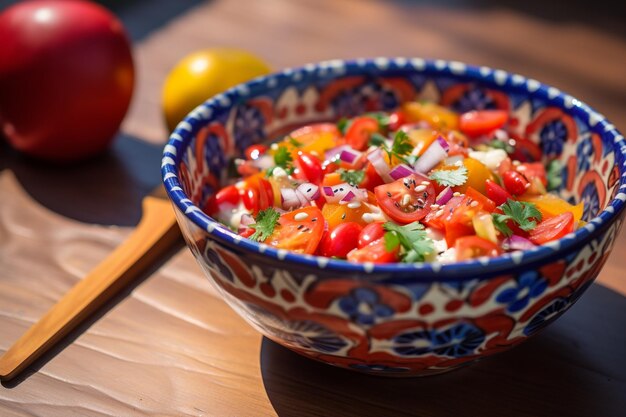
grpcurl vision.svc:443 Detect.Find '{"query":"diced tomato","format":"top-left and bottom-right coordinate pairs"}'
top-left (316, 222), bottom-right (363, 258)
top-left (205, 184), bottom-right (240, 216)
top-left (374, 174), bottom-right (435, 224)
top-left (347, 237), bottom-right (399, 264)
top-left (388, 110), bottom-right (407, 131)
top-left (455, 236), bottom-right (503, 261)
top-left (322, 202), bottom-right (371, 229)
top-left (286, 123), bottom-right (341, 156)
top-left (294, 151), bottom-right (324, 184)
top-left (322, 172), bottom-right (343, 187)
top-left (360, 162), bottom-right (385, 191)
top-left (453, 157), bottom-right (494, 195)
top-left (266, 206), bottom-right (325, 254)
top-left (423, 195), bottom-right (464, 230)
top-left (238, 227), bottom-right (255, 238)
top-left (528, 212), bottom-right (574, 245)
top-left (445, 221), bottom-right (475, 247)
top-left (244, 144), bottom-right (267, 160)
top-left (516, 162), bottom-right (547, 186)
top-left (485, 179), bottom-right (512, 206)
top-left (459, 110), bottom-right (508, 137)
top-left (345, 116), bottom-right (379, 150)
top-left (240, 176), bottom-right (274, 214)
top-left (465, 186), bottom-right (496, 213)
top-left (358, 222), bottom-right (386, 248)
top-left (402, 102), bottom-right (459, 130)
top-left (503, 170), bottom-right (530, 196)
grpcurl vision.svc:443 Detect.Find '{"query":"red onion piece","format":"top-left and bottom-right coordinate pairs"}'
top-left (238, 213), bottom-right (255, 233)
top-left (435, 186), bottom-right (453, 205)
top-left (323, 186), bottom-right (334, 197)
top-left (340, 148), bottom-right (362, 165)
top-left (413, 135), bottom-right (449, 174)
top-left (503, 235), bottom-right (536, 251)
top-left (367, 148), bottom-right (393, 182)
top-left (323, 183), bottom-right (368, 204)
top-left (325, 145), bottom-right (351, 163)
top-left (389, 164), bottom-right (415, 180)
top-left (251, 154), bottom-right (274, 170)
top-left (296, 183), bottom-right (320, 201)
top-left (341, 190), bottom-right (355, 202)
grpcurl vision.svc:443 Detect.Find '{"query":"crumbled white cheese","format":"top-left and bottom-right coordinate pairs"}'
top-left (468, 149), bottom-right (508, 171)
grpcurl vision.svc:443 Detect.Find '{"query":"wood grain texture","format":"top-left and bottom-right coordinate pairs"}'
top-left (1, 0), bottom-right (625, 415)
top-left (0, 190), bottom-right (180, 381)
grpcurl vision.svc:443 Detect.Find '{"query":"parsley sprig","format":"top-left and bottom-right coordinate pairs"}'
top-left (429, 165), bottom-right (468, 187)
top-left (492, 200), bottom-right (542, 237)
top-left (383, 221), bottom-right (434, 263)
top-left (338, 168), bottom-right (365, 186)
top-left (369, 130), bottom-right (414, 164)
top-left (249, 208), bottom-right (280, 242)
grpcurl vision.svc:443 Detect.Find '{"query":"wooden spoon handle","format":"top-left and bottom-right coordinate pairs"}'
top-left (0, 196), bottom-right (181, 381)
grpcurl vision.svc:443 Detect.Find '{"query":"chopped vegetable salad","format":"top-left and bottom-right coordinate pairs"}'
top-left (205, 102), bottom-right (582, 264)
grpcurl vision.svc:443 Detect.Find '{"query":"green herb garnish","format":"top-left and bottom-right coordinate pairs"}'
top-left (368, 132), bottom-right (387, 147)
top-left (267, 146), bottom-right (294, 176)
top-left (429, 165), bottom-right (468, 187)
top-left (546, 159), bottom-right (563, 191)
top-left (492, 199), bottom-right (542, 237)
top-left (338, 168), bottom-right (365, 186)
top-left (249, 208), bottom-right (280, 242)
top-left (487, 139), bottom-right (514, 154)
top-left (337, 118), bottom-right (350, 135)
top-left (383, 221), bottom-right (434, 262)
top-left (288, 136), bottom-right (303, 148)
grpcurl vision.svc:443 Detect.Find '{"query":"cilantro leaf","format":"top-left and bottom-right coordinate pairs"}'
top-left (337, 118), bottom-right (350, 135)
top-left (492, 199), bottom-right (542, 237)
top-left (383, 221), bottom-right (434, 262)
top-left (273, 146), bottom-right (293, 168)
top-left (429, 165), bottom-right (468, 187)
top-left (338, 168), bottom-right (365, 186)
top-left (368, 132), bottom-right (387, 147)
top-left (546, 159), bottom-right (563, 191)
top-left (390, 130), bottom-right (413, 159)
top-left (249, 208), bottom-right (280, 242)
top-left (487, 139), bottom-right (514, 154)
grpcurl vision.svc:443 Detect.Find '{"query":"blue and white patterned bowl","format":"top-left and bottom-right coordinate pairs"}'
top-left (161, 58), bottom-right (626, 376)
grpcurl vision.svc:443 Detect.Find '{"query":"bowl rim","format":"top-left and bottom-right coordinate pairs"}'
top-left (161, 57), bottom-right (626, 281)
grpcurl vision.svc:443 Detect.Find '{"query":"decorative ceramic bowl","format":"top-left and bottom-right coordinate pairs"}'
top-left (161, 58), bottom-right (626, 376)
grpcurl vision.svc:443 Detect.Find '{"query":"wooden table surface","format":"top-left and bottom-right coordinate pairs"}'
top-left (1, 0), bottom-right (625, 416)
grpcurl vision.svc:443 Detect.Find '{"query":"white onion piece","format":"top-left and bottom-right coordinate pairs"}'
top-left (238, 213), bottom-right (255, 233)
top-left (413, 135), bottom-right (449, 174)
top-left (296, 183), bottom-right (320, 201)
top-left (389, 164), bottom-right (415, 181)
top-left (251, 154), bottom-right (275, 170)
top-left (295, 189), bottom-right (309, 206)
top-left (281, 188), bottom-right (301, 210)
top-left (503, 235), bottom-right (536, 251)
top-left (367, 148), bottom-right (393, 182)
top-left (435, 186), bottom-right (453, 205)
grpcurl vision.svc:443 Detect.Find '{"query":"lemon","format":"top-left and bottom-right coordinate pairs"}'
top-left (162, 48), bottom-right (271, 131)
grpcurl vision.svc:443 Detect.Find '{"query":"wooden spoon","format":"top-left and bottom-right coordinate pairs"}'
top-left (0, 187), bottom-right (182, 381)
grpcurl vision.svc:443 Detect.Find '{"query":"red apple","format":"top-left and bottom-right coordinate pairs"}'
top-left (0, 0), bottom-right (134, 162)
